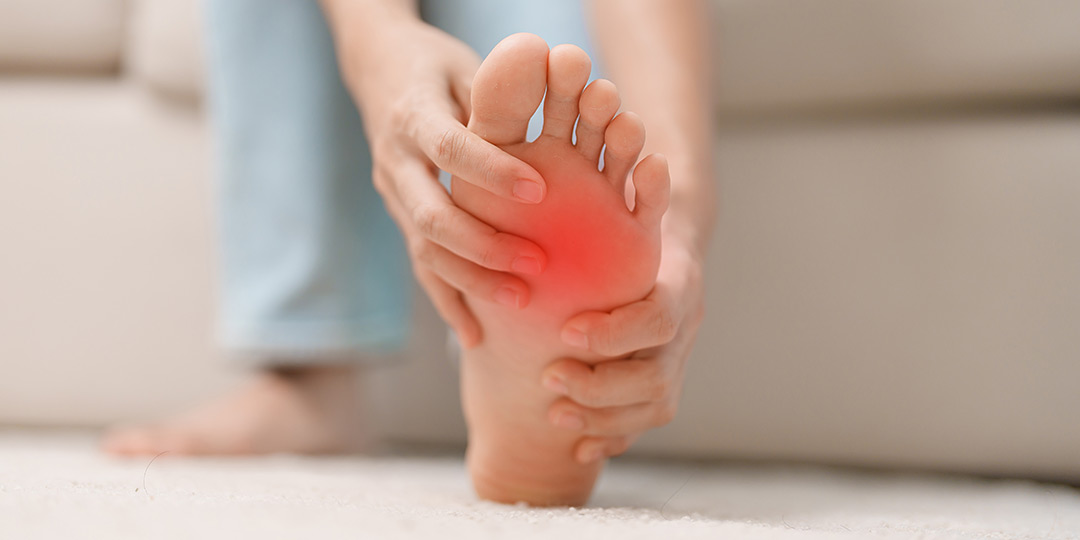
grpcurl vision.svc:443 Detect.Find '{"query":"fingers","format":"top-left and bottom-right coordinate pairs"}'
top-left (417, 242), bottom-right (531, 309)
top-left (573, 436), bottom-right (636, 464)
top-left (414, 266), bottom-right (482, 349)
top-left (544, 250), bottom-right (707, 465)
top-left (449, 72), bottom-right (474, 125)
top-left (447, 48), bottom-right (481, 125)
top-left (391, 157), bottom-right (547, 274)
top-left (548, 390), bottom-right (678, 466)
top-left (413, 202), bottom-right (547, 275)
top-left (453, 33), bottom-right (549, 202)
top-left (542, 355), bottom-right (682, 460)
top-left (377, 170), bottom-right (483, 348)
top-left (419, 114), bottom-right (547, 204)
top-left (631, 153), bottom-right (671, 228)
top-left (560, 291), bottom-right (680, 357)
top-left (548, 396), bottom-right (677, 438)
top-left (541, 358), bottom-right (666, 408)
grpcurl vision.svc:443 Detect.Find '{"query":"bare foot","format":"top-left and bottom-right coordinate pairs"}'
top-left (451, 34), bottom-right (669, 506)
top-left (101, 366), bottom-right (364, 456)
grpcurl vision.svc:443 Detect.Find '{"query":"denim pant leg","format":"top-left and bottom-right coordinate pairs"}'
top-left (204, 0), bottom-right (411, 362)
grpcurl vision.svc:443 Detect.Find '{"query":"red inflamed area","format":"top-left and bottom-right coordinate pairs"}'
top-left (524, 198), bottom-right (645, 309)
top-left (506, 179), bottom-right (657, 320)
top-left (452, 139), bottom-right (660, 322)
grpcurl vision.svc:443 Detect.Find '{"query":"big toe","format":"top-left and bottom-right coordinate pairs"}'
top-left (469, 33), bottom-right (549, 146)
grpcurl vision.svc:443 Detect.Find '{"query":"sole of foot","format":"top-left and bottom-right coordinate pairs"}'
top-left (451, 34), bottom-right (669, 506)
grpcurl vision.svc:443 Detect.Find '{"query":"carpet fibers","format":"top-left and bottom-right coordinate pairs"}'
top-left (1, 430), bottom-right (1077, 539)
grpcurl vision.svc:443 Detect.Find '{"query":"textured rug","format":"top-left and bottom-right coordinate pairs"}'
top-left (1, 430), bottom-right (1077, 539)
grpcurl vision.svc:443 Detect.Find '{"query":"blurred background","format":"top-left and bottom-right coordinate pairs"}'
top-left (1, 0), bottom-right (1078, 482)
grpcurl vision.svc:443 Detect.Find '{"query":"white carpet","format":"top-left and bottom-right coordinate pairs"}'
top-left (1, 430), bottom-right (1077, 540)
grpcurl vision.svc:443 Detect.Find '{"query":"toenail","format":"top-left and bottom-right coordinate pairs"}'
top-left (493, 287), bottom-right (521, 308)
top-left (555, 411), bottom-right (585, 431)
top-left (561, 327), bottom-right (589, 350)
top-left (513, 179), bottom-right (544, 203)
top-left (511, 256), bottom-right (542, 275)
top-left (543, 374), bottom-right (569, 395)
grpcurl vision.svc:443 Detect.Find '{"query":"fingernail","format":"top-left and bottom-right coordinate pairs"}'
top-left (555, 411), bottom-right (585, 431)
top-left (493, 287), bottom-right (521, 309)
top-left (511, 256), bottom-right (542, 275)
top-left (543, 374), bottom-right (568, 395)
top-left (561, 327), bottom-right (589, 350)
top-left (513, 179), bottom-right (544, 203)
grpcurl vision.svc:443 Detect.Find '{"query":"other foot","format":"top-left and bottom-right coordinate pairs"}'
top-left (101, 366), bottom-right (364, 456)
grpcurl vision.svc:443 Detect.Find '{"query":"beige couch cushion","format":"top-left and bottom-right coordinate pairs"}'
top-left (118, 0), bottom-right (1080, 111)
top-left (712, 0), bottom-right (1080, 115)
top-left (126, 0), bottom-right (205, 101)
top-left (632, 113), bottom-right (1080, 480)
top-left (0, 0), bottom-right (126, 72)
top-left (0, 78), bottom-right (239, 423)
top-left (2, 77), bottom-right (1078, 480)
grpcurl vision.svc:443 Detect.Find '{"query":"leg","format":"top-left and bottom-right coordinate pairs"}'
top-left (102, 0), bottom-right (411, 456)
top-left (451, 35), bottom-right (669, 505)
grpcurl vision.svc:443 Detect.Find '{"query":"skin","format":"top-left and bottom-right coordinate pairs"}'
top-left (320, 0), bottom-right (716, 462)
top-left (101, 0), bottom-right (714, 461)
top-left (320, 0), bottom-right (548, 349)
top-left (450, 36), bottom-right (671, 504)
top-left (546, 0), bottom-right (717, 462)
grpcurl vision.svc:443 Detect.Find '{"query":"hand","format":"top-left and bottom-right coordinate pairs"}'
top-left (540, 241), bottom-right (706, 463)
top-left (323, 4), bottom-right (549, 348)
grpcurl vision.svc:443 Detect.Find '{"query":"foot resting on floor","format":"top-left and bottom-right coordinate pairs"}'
top-left (101, 366), bottom-right (365, 456)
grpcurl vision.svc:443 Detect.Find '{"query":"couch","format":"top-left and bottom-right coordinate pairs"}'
top-left (2, 0), bottom-right (1079, 481)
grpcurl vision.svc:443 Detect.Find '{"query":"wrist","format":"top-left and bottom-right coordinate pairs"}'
top-left (320, 0), bottom-right (421, 91)
top-left (659, 155), bottom-right (716, 254)
top-left (657, 231), bottom-right (706, 308)
top-left (660, 192), bottom-right (714, 259)
top-left (321, 0), bottom-right (417, 33)
top-left (661, 222), bottom-right (705, 265)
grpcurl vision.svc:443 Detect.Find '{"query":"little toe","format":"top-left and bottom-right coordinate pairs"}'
top-left (632, 153), bottom-right (671, 227)
top-left (602, 111), bottom-right (646, 195)
top-left (541, 44), bottom-right (591, 141)
top-left (469, 33), bottom-right (550, 146)
top-left (575, 79), bottom-right (620, 165)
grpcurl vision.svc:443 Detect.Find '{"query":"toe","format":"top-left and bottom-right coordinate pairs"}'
top-left (469, 33), bottom-right (549, 146)
top-left (575, 79), bottom-right (620, 164)
top-left (632, 153), bottom-right (671, 228)
top-left (102, 426), bottom-right (159, 456)
top-left (602, 111), bottom-right (646, 195)
top-left (541, 44), bottom-right (591, 141)
top-left (100, 428), bottom-right (135, 455)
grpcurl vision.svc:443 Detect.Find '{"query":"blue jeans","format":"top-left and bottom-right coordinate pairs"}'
top-left (205, 0), bottom-right (596, 361)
